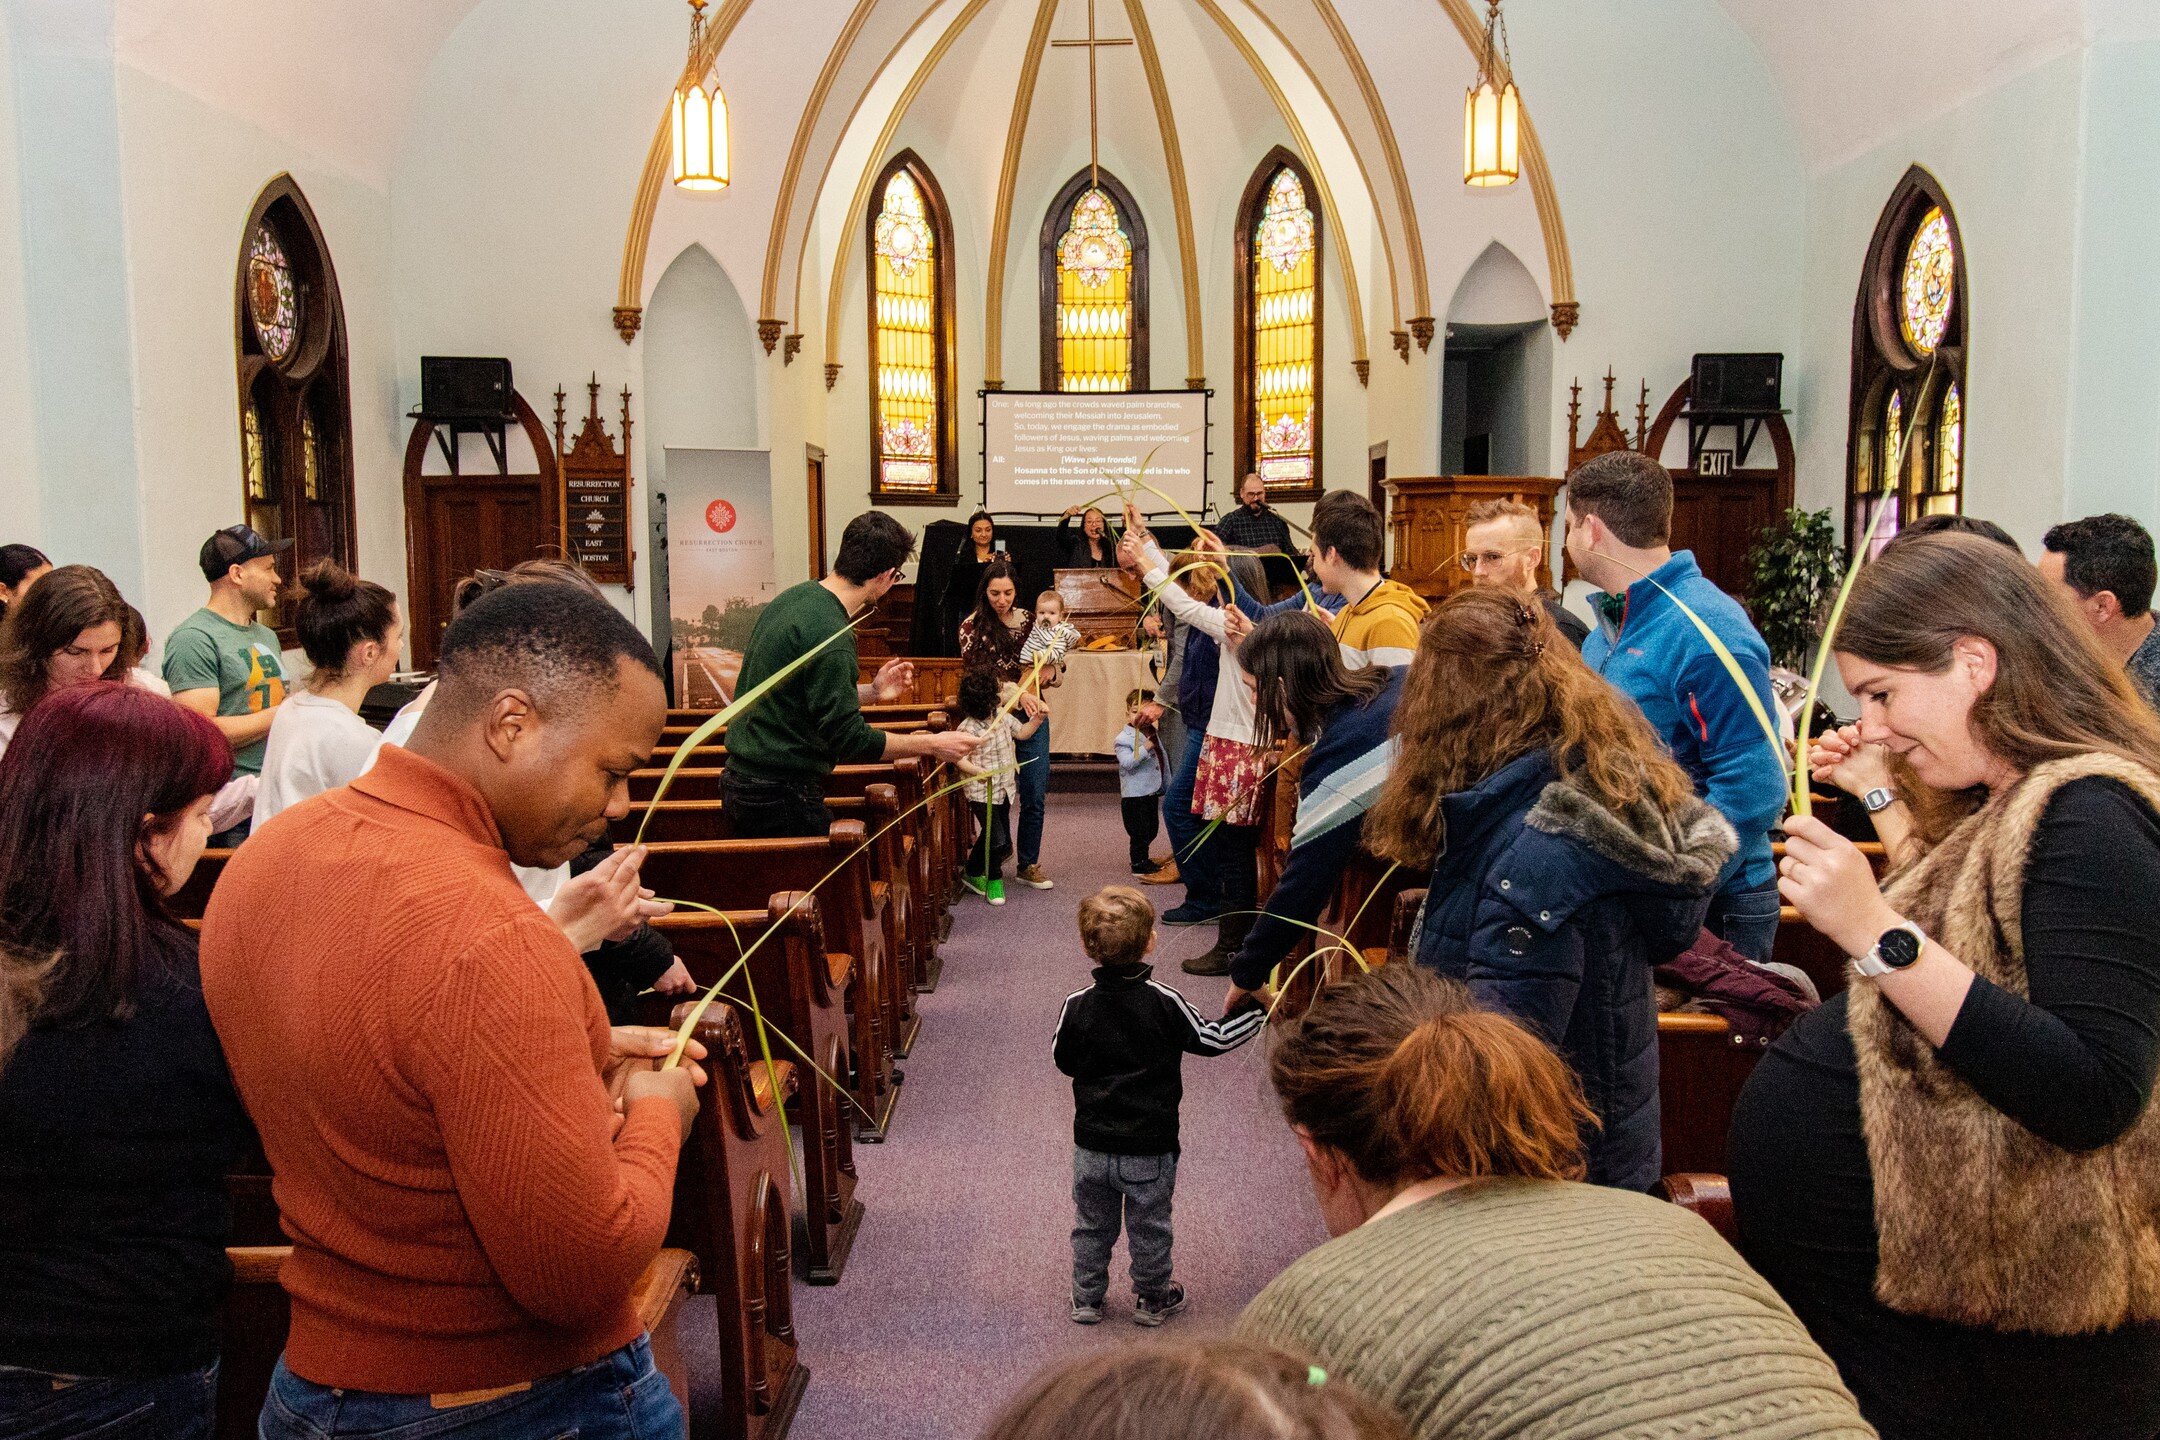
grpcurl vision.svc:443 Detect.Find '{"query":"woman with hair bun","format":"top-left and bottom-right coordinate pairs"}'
top-left (0, 543), bottom-right (50, 615)
top-left (1363, 587), bottom-right (1734, 1189)
top-left (981, 1339), bottom-right (1409, 1440)
top-left (254, 559), bottom-right (402, 826)
top-left (1238, 965), bottom-right (1873, 1440)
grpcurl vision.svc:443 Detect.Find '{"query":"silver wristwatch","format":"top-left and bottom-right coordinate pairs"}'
top-left (1862, 786), bottom-right (1898, 814)
top-left (1853, 921), bottom-right (1926, 978)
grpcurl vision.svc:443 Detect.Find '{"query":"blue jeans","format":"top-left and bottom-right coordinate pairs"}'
top-left (1072, 1148), bottom-right (1178, 1306)
top-left (258, 1337), bottom-right (680, 1439)
top-left (1708, 879), bottom-right (1781, 965)
top-left (1162, 731), bottom-right (1216, 911)
top-left (0, 1359), bottom-right (215, 1439)
top-left (721, 770), bottom-right (833, 840)
top-left (1015, 718), bottom-right (1050, 869)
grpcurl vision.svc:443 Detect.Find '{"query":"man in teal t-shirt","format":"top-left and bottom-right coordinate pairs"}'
top-left (166, 527), bottom-right (293, 808)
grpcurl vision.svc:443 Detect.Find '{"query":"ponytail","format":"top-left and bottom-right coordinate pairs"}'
top-left (1270, 965), bottom-right (1593, 1187)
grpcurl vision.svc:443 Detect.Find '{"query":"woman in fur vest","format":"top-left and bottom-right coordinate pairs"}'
top-left (1364, 588), bottom-right (1736, 1191)
top-left (1731, 531), bottom-right (2160, 1439)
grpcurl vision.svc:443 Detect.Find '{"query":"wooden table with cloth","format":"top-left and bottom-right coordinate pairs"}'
top-left (1046, 649), bottom-right (1159, 756)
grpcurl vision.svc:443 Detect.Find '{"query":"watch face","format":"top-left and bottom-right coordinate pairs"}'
top-left (1878, 927), bottom-right (1924, 969)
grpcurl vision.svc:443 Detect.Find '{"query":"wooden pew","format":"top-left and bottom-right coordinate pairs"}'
top-left (622, 791), bottom-right (919, 1060)
top-left (668, 999), bottom-right (808, 1440)
top-left (1656, 1173), bottom-right (1739, 1247)
top-left (666, 702), bottom-right (947, 731)
top-left (1655, 1012), bottom-right (1764, 1176)
top-left (169, 847), bottom-right (236, 921)
top-left (637, 828), bottom-right (901, 1141)
top-left (1765, 839), bottom-right (1885, 1000)
top-left (217, 1247), bottom-right (701, 1439)
top-left (651, 901), bottom-right (864, 1285)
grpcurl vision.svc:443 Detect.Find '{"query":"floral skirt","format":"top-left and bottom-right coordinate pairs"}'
top-left (1192, 734), bottom-right (1269, 826)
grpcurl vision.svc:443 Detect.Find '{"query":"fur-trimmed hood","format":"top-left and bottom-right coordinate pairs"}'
top-left (1524, 775), bottom-right (1737, 893)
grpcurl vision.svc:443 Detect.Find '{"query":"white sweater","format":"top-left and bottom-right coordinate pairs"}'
top-left (1142, 544), bottom-right (1257, 747)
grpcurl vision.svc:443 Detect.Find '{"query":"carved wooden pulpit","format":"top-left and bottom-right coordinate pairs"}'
top-left (1055, 567), bottom-right (1142, 644)
top-left (1383, 475), bottom-right (1565, 605)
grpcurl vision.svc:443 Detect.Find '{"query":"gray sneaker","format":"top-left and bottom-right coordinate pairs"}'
top-left (1132, 1283), bottom-right (1187, 1327)
top-left (1071, 1299), bottom-right (1104, 1325)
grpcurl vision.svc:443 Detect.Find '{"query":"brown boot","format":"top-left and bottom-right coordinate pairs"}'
top-left (1180, 913), bottom-right (1250, 977)
top-left (1139, 860), bottom-right (1180, 885)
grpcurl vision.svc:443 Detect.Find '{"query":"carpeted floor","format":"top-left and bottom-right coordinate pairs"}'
top-left (788, 790), bottom-right (1327, 1439)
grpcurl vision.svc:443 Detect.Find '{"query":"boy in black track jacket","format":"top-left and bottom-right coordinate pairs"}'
top-left (1052, 885), bottom-right (1265, 1327)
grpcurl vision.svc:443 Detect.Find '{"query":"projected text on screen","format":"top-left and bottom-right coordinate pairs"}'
top-left (982, 391), bottom-right (1208, 515)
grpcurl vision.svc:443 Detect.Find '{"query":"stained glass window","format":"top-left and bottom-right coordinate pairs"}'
top-left (246, 223), bottom-right (299, 364)
top-left (1899, 206), bottom-right (1954, 358)
top-left (1054, 187), bottom-right (1134, 392)
top-left (871, 166), bottom-right (945, 496)
top-left (301, 409), bottom-right (322, 502)
top-left (1251, 166), bottom-right (1318, 495)
top-left (1929, 382), bottom-right (1962, 516)
top-left (243, 403), bottom-right (269, 501)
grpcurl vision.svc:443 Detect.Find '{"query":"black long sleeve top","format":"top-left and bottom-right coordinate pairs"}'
top-left (1729, 776), bottom-right (2160, 1439)
top-left (0, 943), bottom-right (258, 1377)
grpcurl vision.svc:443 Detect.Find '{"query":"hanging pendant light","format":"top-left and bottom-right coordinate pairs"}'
top-left (1464, 0), bottom-right (1520, 187)
top-left (671, 0), bottom-right (729, 193)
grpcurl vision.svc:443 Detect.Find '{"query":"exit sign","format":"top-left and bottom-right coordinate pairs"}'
top-left (1696, 448), bottom-right (1735, 477)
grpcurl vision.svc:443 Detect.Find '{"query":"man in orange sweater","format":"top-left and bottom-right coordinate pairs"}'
top-left (203, 581), bottom-right (703, 1438)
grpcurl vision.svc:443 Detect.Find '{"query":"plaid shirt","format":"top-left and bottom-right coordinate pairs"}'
top-left (959, 715), bottom-right (1019, 804)
top-left (1213, 503), bottom-right (1293, 556)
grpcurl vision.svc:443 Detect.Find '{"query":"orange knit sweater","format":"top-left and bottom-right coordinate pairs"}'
top-left (201, 745), bottom-right (681, 1394)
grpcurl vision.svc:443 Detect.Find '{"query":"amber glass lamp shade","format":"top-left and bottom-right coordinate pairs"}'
top-left (672, 74), bottom-right (729, 192)
top-left (1464, 76), bottom-right (1520, 187)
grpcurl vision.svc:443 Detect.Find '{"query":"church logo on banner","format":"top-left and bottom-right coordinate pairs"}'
top-left (665, 448), bottom-right (776, 706)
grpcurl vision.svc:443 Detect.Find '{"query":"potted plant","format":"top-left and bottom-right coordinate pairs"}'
top-left (1746, 507), bottom-right (1845, 673)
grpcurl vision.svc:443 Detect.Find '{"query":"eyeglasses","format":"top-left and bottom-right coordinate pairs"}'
top-left (1458, 546), bottom-right (1538, 573)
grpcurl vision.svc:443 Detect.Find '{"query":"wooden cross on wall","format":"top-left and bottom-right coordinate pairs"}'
top-left (1050, 0), bottom-right (1133, 186)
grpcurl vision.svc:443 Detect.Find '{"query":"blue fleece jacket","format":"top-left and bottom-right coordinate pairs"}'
top-left (1229, 667), bottom-right (1405, 990)
top-left (1582, 550), bottom-right (1783, 892)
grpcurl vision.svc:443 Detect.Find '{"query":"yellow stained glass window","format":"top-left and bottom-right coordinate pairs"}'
top-left (872, 170), bottom-right (939, 494)
top-left (1252, 168), bottom-right (1316, 493)
top-left (244, 403), bottom-right (269, 501)
top-left (1883, 391), bottom-right (1904, 492)
top-left (1900, 206), bottom-right (1954, 357)
top-left (301, 409), bottom-right (322, 502)
top-left (1929, 382), bottom-right (1962, 515)
top-left (1055, 187), bottom-right (1133, 392)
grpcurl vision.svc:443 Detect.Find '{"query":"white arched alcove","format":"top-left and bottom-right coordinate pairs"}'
top-left (642, 242), bottom-right (771, 635)
top-left (1441, 241), bottom-right (1553, 477)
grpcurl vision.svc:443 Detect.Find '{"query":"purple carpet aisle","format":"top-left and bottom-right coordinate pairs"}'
top-left (785, 791), bottom-right (1327, 1438)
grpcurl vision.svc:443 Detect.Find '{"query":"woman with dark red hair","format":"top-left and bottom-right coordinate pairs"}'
top-left (0, 683), bottom-right (255, 1438)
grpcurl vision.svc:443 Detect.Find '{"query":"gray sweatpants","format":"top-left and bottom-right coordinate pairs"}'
top-left (1071, 1146), bottom-right (1178, 1305)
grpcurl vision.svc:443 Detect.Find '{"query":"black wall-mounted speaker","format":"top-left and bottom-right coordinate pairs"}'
top-left (1691, 353), bottom-right (1782, 413)
top-left (420, 357), bottom-right (513, 423)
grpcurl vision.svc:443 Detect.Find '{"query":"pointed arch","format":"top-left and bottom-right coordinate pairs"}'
top-left (867, 150), bottom-right (957, 503)
top-left (1236, 148), bottom-right (1322, 500)
top-left (235, 174), bottom-right (354, 638)
top-left (1039, 167), bottom-right (1149, 393)
top-left (1847, 165), bottom-right (1967, 555)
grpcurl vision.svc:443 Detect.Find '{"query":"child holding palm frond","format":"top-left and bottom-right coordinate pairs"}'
top-left (954, 668), bottom-right (1042, 904)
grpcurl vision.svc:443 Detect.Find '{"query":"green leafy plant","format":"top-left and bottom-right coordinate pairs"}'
top-left (1746, 507), bottom-right (1846, 673)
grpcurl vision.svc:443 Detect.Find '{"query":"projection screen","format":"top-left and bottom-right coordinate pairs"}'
top-left (981, 391), bottom-right (1209, 516)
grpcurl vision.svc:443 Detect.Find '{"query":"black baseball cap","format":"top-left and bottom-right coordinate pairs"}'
top-left (199, 524), bottom-right (293, 582)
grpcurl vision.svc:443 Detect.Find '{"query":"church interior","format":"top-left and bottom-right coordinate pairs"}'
top-left (6, 1), bottom-right (2160, 1438)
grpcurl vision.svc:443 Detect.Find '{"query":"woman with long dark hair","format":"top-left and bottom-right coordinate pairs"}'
top-left (0, 544), bottom-right (50, 616)
top-left (0, 683), bottom-right (254, 1439)
top-left (958, 558), bottom-right (1058, 887)
top-left (1056, 505), bottom-right (1117, 567)
top-left (0, 564), bottom-right (134, 757)
top-left (1731, 532), bottom-right (2160, 1438)
top-left (255, 560), bottom-right (403, 826)
top-left (943, 511), bottom-right (1000, 654)
top-left (1363, 587), bottom-right (1733, 1190)
top-left (1236, 965), bottom-right (1873, 1440)
top-left (1219, 610), bottom-right (1400, 1010)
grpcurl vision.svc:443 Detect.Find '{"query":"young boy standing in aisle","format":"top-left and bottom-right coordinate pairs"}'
top-left (954, 668), bottom-right (1043, 904)
top-left (1114, 688), bottom-right (1165, 876)
top-left (1053, 887), bottom-right (1265, 1326)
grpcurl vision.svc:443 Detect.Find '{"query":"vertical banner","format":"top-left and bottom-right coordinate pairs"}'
top-left (663, 447), bottom-right (775, 706)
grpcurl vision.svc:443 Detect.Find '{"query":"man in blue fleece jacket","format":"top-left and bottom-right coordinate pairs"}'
top-left (1564, 450), bottom-right (1787, 963)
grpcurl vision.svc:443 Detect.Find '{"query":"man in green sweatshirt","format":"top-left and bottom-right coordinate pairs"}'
top-left (723, 511), bottom-right (979, 838)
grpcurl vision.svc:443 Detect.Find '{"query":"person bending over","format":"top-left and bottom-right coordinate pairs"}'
top-left (202, 582), bottom-right (710, 1438)
top-left (981, 1340), bottom-right (1410, 1440)
top-left (1238, 965), bottom-right (1873, 1440)
top-left (1053, 887), bottom-right (1263, 1326)
top-left (726, 510), bottom-right (978, 839)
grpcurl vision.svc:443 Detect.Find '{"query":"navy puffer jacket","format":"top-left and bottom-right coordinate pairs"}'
top-left (1410, 749), bottom-right (1735, 1191)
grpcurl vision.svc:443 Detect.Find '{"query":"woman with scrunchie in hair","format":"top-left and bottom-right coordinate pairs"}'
top-left (1237, 965), bottom-right (1873, 1440)
top-left (254, 559), bottom-right (403, 827)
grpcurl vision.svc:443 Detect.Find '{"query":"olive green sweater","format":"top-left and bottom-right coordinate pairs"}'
top-left (723, 580), bottom-right (885, 783)
top-left (1238, 1179), bottom-right (1875, 1440)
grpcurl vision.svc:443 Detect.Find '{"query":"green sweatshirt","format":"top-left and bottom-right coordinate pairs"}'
top-left (1238, 1179), bottom-right (1875, 1440)
top-left (722, 581), bottom-right (886, 783)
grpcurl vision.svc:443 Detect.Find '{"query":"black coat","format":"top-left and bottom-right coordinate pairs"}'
top-left (1052, 963), bottom-right (1264, 1154)
top-left (1410, 750), bottom-right (1734, 1190)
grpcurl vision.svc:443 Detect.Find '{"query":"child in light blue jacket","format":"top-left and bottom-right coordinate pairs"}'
top-left (1115, 688), bottom-right (1165, 875)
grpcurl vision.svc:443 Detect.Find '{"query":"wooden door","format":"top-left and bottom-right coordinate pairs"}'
top-left (806, 444), bottom-right (828, 579)
top-left (1671, 477), bottom-right (1777, 599)
top-left (402, 391), bottom-right (562, 669)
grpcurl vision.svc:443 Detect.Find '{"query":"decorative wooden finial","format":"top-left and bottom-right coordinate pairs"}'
top-left (552, 385), bottom-right (567, 457)
top-left (1567, 377), bottom-right (1582, 456)
top-left (1635, 380), bottom-right (1650, 450)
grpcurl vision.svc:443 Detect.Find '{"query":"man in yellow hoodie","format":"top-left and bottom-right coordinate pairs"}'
top-left (1304, 492), bottom-right (1428, 668)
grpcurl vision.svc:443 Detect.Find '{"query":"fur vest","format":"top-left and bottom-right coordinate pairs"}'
top-left (1854, 751), bottom-right (2160, 1335)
